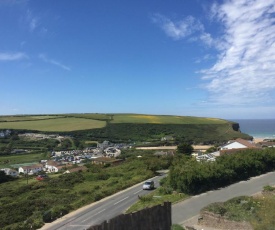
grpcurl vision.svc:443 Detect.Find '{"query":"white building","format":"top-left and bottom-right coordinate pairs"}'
top-left (18, 164), bottom-right (43, 175)
top-left (220, 138), bottom-right (257, 150)
top-left (44, 160), bottom-right (62, 173)
top-left (0, 168), bottom-right (18, 177)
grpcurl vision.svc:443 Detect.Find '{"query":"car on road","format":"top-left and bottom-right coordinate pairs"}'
top-left (142, 180), bottom-right (154, 190)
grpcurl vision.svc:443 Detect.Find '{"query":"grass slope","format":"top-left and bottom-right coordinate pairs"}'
top-left (111, 114), bottom-right (228, 124)
top-left (0, 115), bottom-right (63, 122)
top-left (0, 114), bottom-right (248, 143)
top-left (0, 117), bottom-right (106, 132)
top-left (0, 113), bottom-right (229, 130)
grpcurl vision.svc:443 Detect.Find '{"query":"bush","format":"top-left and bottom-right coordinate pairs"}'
top-left (138, 195), bottom-right (153, 202)
top-left (263, 185), bottom-right (275, 192)
top-left (171, 224), bottom-right (185, 230)
top-left (169, 148), bottom-right (275, 194)
top-left (158, 186), bottom-right (173, 195)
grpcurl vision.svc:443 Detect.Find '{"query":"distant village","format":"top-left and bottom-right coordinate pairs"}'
top-left (0, 131), bottom-right (132, 178)
top-left (1, 130), bottom-right (275, 179)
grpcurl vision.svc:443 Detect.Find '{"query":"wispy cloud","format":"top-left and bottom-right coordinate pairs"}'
top-left (151, 13), bottom-right (214, 46)
top-left (26, 10), bottom-right (38, 32)
top-left (0, 52), bottom-right (28, 61)
top-left (39, 54), bottom-right (71, 71)
top-left (201, 0), bottom-right (275, 105)
top-left (152, 14), bottom-right (203, 40)
top-left (195, 54), bottom-right (214, 64)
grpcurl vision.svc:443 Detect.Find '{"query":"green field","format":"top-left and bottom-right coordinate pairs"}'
top-left (66, 113), bottom-right (112, 121)
top-left (0, 153), bottom-right (45, 168)
top-left (0, 114), bottom-right (246, 143)
top-left (0, 117), bottom-right (106, 131)
top-left (0, 114), bottom-right (229, 131)
top-left (0, 115), bottom-right (64, 122)
top-left (110, 114), bottom-right (228, 124)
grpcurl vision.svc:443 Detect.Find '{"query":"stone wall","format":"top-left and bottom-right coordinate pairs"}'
top-left (88, 202), bottom-right (171, 230)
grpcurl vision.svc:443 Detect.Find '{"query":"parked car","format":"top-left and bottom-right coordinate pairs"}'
top-left (36, 174), bottom-right (48, 181)
top-left (142, 180), bottom-right (154, 190)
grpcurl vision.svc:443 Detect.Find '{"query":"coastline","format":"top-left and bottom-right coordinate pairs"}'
top-left (253, 138), bottom-right (264, 143)
top-left (253, 137), bottom-right (275, 143)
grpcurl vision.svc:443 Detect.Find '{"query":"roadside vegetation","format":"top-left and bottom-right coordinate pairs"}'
top-left (0, 149), bottom-right (173, 229)
top-left (203, 186), bottom-right (275, 230)
top-left (126, 187), bottom-right (188, 214)
top-left (168, 148), bottom-right (275, 195)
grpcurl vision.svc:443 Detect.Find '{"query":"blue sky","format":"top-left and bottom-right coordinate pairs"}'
top-left (1, 0), bottom-right (275, 119)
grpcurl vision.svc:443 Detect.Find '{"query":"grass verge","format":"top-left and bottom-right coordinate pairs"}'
top-left (125, 187), bottom-right (188, 214)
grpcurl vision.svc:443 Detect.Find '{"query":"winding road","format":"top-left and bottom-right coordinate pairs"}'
top-left (40, 171), bottom-right (275, 230)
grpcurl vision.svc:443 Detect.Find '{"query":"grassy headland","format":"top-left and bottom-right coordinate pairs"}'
top-left (0, 113), bottom-right (251, 144)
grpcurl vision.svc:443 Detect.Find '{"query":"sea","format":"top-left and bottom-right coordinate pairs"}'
top-left (231, 119), bottom-right (275, 139)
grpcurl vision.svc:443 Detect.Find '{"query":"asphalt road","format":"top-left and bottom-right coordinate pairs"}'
top-left (172, 171), bottom-right (275, 225)
top-left (41, 174), bottom-right (166, 230)
top-left (41, 171), bottom-right (275, 230)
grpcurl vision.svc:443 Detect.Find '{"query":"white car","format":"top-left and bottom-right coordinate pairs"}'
top-left (142, 180), bottom-right (154, 190)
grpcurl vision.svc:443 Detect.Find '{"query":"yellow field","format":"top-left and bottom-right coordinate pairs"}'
top-left (0, 113), bottom-right (229, 132)
top-left (0, 117), bottom-right (106, 132)
top-left (111, 114), bottom-right (227, 124)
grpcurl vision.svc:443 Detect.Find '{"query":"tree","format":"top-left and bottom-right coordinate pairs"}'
top-left (177, 143), bottom-right (193, 155)
top-left (0, 171), bottom-right (13, 183)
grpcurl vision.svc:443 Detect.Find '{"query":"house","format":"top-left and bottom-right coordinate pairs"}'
top-left (220, 138), bottom-right (260, 156)
top-left (44, 160), bottom-right (63, 173)
top-left (220, 138), bottom-right (258, 150)
top-left (18, 164), bottom-right (43, 175)
top-left (104, 147), bottom-right (121, 157)
top-left (257, 141), bottom-right (275, 148)
top-left (0, 168), bottom-right (18, 177)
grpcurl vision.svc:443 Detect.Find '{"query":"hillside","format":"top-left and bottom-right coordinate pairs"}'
top-left (0, 113), bottom-right (251, 144)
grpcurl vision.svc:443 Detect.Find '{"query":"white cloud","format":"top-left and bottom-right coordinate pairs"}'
top-left (39, 54), bottom-right (71, 71)
top-left (152, 14), bottom-right (207, 41)
top-left (195, 54), bottom-right (214, 64)
top-left (201, 0), bottom-right (275, 106)
top-left (26, 10), bottom-right (38, 32)
top-left (0, 52), bottom-right (28, 61)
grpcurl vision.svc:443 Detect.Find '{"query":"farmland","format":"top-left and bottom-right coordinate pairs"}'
top-left (110, 114), bottom-right (228, 124)
top-left (0, 117), bottom-right (106, 132)
top-left (0, 113), bottom-right (250, 144)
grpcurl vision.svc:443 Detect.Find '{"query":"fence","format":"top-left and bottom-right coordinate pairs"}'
top-left (88, 202), bottom-right (171, 230)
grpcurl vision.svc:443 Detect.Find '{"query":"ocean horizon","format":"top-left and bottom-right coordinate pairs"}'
top-left (231, 119), bottom-right (275, 139)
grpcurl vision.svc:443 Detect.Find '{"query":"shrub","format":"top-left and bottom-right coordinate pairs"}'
top-left (138, 195), bottom-right (153, 202)
top-left (171, 224), bottom-right (185, 230)
top-left (158, 186), bottom-right (173, 195)
top-left (263, 185), bottom-right (275, 192)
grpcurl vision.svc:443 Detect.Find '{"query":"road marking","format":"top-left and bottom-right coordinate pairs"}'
top-left (114, 196), bottom-right (129, 205)
top-left (81, 209), bottom-right (106, 223)
top-left (134, 189), bottom-right (143, 194)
